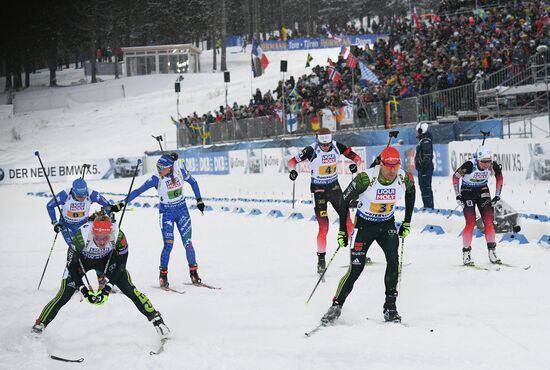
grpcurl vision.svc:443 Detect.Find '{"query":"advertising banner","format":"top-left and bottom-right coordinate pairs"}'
top-left (183, 151), bottom-right (229, 175)
top-left (228, 150), bottom-right (247, 175)
top-left (0, 157), bottom-right (143, 185)
top-left (447, 139), bottom-right (550, 182)
top-left (260, 35), bottom-right (387, 52)
top-left (262, 148), bottom-right (284, 175)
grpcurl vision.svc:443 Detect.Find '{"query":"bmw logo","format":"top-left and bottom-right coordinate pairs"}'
top-left (0, 168), bottom-right (4, 181)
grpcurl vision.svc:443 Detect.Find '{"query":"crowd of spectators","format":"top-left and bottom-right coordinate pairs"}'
top-left (181, 0), bottom-right (550, 143)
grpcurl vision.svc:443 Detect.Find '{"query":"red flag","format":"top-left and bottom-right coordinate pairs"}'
top-left (327, 66), bottom-right (341, 84)
top-left (346, 54), bottom-right (357, 69)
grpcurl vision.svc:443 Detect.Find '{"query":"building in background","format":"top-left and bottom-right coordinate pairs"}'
top-left (121, 44), bottom-right (201, 76)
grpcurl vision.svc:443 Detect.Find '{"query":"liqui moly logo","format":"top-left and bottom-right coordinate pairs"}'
top-left (321, 154), bottom-right (336, 164)
top-left (376, 188), bottom-right (396, 200)
top-left (70, 203), bottom-right (85, 211)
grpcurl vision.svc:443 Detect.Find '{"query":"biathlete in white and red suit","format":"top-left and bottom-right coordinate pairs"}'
top-left (453, 145), bottom-right (504, 266)
top-left (287, 128), bottom-right (362, 274)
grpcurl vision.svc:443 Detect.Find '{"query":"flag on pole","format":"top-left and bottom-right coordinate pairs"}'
top-left (287, 112), bottom-right (298, 133)
top-left (358, 61), bottom-right (380, 84)
top-left (339, 46), bottom-right (349, 58)
top-left (251, 39), bottom-right (269, 77)
top-left (327, 66), bottom-right (341, 85)
top-left (305, 53), bottom-right (313, 67)
top-left (346, 53), bottom-right (357, 69)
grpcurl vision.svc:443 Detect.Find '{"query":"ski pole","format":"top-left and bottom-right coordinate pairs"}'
top-left (37, 233), bottom-right (59, 290)
top-left (397, 237), bottom-right (405, 291)
top-left (81, 163), bottom-right (91, 180)
top-left (103, 159), bottom-right (142, 274)
top-left (291, 181), bottom-right (295, 209)
top-left (480, 130), bottom-right (491, 145)
top-left (306, 245), bottom-right (342, 304)
top-left (152, 135), bottom-right (165, 153)
top-left (446, 204), bottom-right (461, 219)
top-left (34, 151), bottom-right (93, 291)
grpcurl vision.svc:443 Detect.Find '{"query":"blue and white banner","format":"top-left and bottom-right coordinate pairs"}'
top-left (0, 156), bottom-right (144, 185)
top-left (260, 35), bottom-right (388, 52)
top-left (183, 152), bottom-right (229, 175)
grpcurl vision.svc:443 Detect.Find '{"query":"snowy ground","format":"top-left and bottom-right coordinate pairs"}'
top-left (1, 46), bottom-right (550, 369)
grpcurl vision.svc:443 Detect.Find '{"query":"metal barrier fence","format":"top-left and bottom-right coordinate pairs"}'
top-left (176, 84), bottom-right (482, 147)
top-left (417, 84), bottom-right (477, 120)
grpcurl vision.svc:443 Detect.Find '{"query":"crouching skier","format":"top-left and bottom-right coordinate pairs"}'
top-left (31, 212), bottom-right (170, 339)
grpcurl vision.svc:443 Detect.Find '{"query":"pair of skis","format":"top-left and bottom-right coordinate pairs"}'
top-left (48, 338), bottom-right (169, 362)
top-left (305, 317), bottom-right (408, 337)
top-left (155, 281), bottom-right (221, 294)
top-left (464, 262), bottom-right (531, 271)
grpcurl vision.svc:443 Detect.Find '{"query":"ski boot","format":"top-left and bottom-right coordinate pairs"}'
top-left (31, 320), bottom-right (45, 334)
top-left (159, 267), bottom-right (169, 288)
top-left (317, 252), bottom-right (326, 274)
top-left (462, 247), bottom-right (474, 266)
top-left (383, 292), bottom-right (401, 323)
top-left (321, 301), bottom-right (342, 326)
top-left (189, 264), bottom-right (201, 284)
top-left (487, 242), bottom-right (501, 264)
top-left (150, 311), bottom-right (170, 339)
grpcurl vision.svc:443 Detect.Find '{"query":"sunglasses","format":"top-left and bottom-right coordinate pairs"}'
top-left (381, 161), bottom-right (400, 168)
top-left (479, 159), bottom-right (492, 164)
top-left (93, 234), bottom-right (111, 242)
top-left (319, 142), bottom-right (331, 147)
top-left (157, 164), bottom-right (173, 171)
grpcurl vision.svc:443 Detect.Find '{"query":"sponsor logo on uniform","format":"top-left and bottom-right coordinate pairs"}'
top-left (319, 210), bottom-right (327, 217)
top-left (352, 258), bottom-right (361, 265)
top-left (354, 242), bottom-right (363, 251)
top-left (70, 203), bottom-right (85, 211)
top-left (166, 178), bottom-right (182, 189)
top-left (472, 172), bottom-right (488, 179)
top-left (376, 188), bottom-right (396, 201)
top-left (321, 153), bottom-right (336, 164)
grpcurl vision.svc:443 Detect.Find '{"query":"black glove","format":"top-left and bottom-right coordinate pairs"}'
top-left (53, 222), bottom-right (62, 234)
top-left (170, 152), bottom-right (179, 161)
top-left (491, 196), bottom-right (501, 205)
top-left (94, 284), bottom-right (112, 306)
top-left (81, 287), bottom-right (96, 304)
top-left (110, 202), bottom-right (125, 213)
top-left (196, 199), bottom-right (205, 213)
top-left (456, 195), bottom-right (464, 208)
top-left (349, 163), bottom-right (358, 173)
top-left (289, 170), bottom-right (298, 181)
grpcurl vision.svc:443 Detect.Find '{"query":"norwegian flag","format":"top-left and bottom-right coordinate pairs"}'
top-left (339, 46), bottom-right (349, 58)
top-left (327, 66), bottom-right (341, 84)
top-left (346, 53), bottom-right (357, 69)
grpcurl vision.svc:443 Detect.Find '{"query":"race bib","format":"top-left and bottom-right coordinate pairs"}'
top-left (167, 188), bottom-right (182, 200)
top-left (319, 164), bottom-right (337, 175)
top-left (369, 203), bottom-right (394, 214)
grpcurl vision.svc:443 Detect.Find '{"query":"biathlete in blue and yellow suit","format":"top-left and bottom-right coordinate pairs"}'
top-left (127, 153), bottom-right (205, 288)
top-left (47, 178), bottom-right (124, 286)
